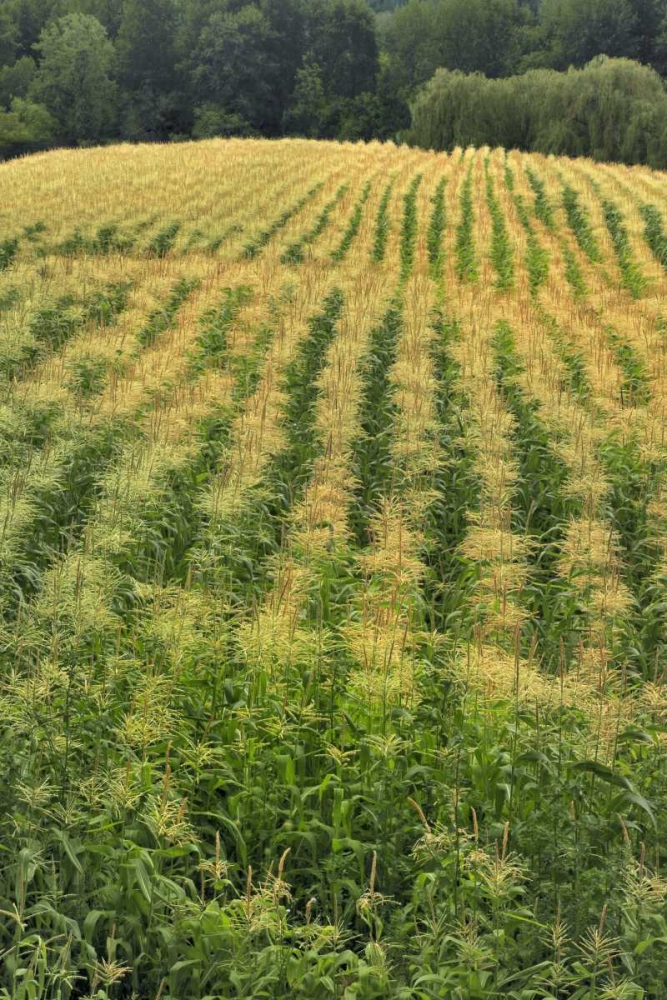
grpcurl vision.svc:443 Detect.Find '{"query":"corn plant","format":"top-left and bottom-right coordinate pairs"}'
top-left (331, 179), bottom-right (371, 263)
top-left (601, 197), bottom-right (647, 298)
top-left (485, 159), bottom-right (514, 290)
top-left (526, 166), bottom-right (556, 230)
top-left (562, 184), bottom-right (602, 262)
top-left (455, 163), bottom-right (478, 281)
top-left (370, 180), bottom-right (394, 263)
top-left (0, 139), bottom-right (664, 1000)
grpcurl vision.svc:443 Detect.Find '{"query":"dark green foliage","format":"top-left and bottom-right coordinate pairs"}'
top-left (64, 354), bottom-right (111, 400)
top-left (350, 302), bottom-right (403, 544)
top-left (495, 315), bottom-right (662, 679)
top-left (514, 191), bottom-right (549, 295)
top-left (426, 175), bottom-right (446, 277)
top-left (597, 433), bottom-right (667, 675)
top-left (145, 220), bottom-right (180, 258)
top-left (307, 0), bottom-right (379, 103)
top-left (118, 291), bottom-right (275, 590)
top-left (115, 0), bottom-right (181, 139)
top-left (244, 184), bottom-right (322, 259)
top-left (0, 285), bottom-right (19, 312)
top-left (136, 276), bottom-right (199, 349)
top-left (399, 172), bottom-right (421, 282)
top-left (492, 321), bottom-right (582, 666)
top-left (562, 239), bottom-right (588, 298)
top-left (0, 398), bottom-right (64, 468)
top-left (1, 0), bottom-right (667, 158)
top-left (350, 178), bottom-right (425, 540)
top-left (186, 223), bottom-right (245, 255)
top-left (526, 167), bottom-right (555, 230)
top-left (53, 222), bottom-right (135, 256)
top-left (503, 156), bottom-right (514, 191)
top-left (536, 0), bottom-right (643, 71)
top-left (640, 202), bottom-right (667, 270)
top-left (23, 219), bottom-right (46, 241)
top-left (188, 285), bottom-right (253, 377)
top-left (85, 280), bottom-right (131, 325)
top-left (0, 96), bottom-right (55, 159)
top-left (55, 226), bottom-right (88, 256)
top-left (526, 233), bottom-right (550, 294)
top-left (0, 235), bottom-right (19, 269)
top-left (599, 435), bottom-right (663, 591)
top-left (229, 322), bottom-right (275, 402)
top-left (188, 5), bottom-right (274, 134)
top-left (0, 281), bottom-right (131, 382)
top-left (455, 164), bottom-right (477, 282)
top-left (603, 324), bottom-right (651, 407)
top-left (194, 290), bottom-right (344, 601)
top-left (281, 184), bottom-right (348, 264)
top-left (1, 423), bottom-right (130, 612)
top-left (410, 58), bottom-right (667, 168)
top-left (423, 314), bottom-right (481, 631)
top-left (370, 179), bottom-right (394, 262)
top-left (540, 309), bottom-right (592, 399)
top-left (118, 412), bottom-right (237, 588)
top-left (25, 296), bottom-right (78, 350)
top-left (271, 289), bottom-right (344, 490)
top-left (384, 0), bottom-right (530, 93)
top-left (29, 13), bottom-right (117, 145)
top-left (93, 222), bottom-right (134, 254)
top-left (562, 185), bottom-right (601, 262)
top-left (601, 196), bottom-right (646, 297)
top-left (331, 179), bottom-right (371, 262)
top-left (485, 160), bottom-right (514, 290)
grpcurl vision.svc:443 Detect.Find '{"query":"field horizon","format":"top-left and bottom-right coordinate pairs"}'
top-left (1, 136), bottom-right (667, 997)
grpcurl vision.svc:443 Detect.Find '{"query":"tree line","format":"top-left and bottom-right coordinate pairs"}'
top-left (410, 57), bottom-right (667, 167)
top-left (1, 0), bottom-right (667, 164)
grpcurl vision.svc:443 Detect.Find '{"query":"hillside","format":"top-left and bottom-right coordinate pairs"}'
top-left (1, 138), bottom-right (667, 997)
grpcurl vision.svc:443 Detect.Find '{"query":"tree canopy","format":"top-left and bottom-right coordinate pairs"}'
top-left (1, 0), bottom-right (667, 165)
top-left (410, 56), bottom-right (667, 167)
top-left (29, 12), bottom-right (116, 144)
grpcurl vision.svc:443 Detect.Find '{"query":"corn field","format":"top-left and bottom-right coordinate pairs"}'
top-left (1, 137), bottom-right (667, 998)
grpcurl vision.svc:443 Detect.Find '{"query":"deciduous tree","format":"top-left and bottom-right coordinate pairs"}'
top-left (30, 13), bottom-right (116, 143)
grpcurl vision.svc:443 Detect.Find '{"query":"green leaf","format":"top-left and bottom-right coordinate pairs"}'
top-left (569, 759), bottom-right (632, 789)
top-left (622, 791), bottom-right (657, 829)
top-left (635, 937), bottom-right (656, 956)
top-left (617, 728), bottom-right (656, 745)
top-left (133, 858), bottom-right (153, 902)
top-left (54, 830), bottom-right (83, 874)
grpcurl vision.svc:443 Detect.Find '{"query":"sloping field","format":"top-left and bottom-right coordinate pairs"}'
top-left (1, 138), bottom-right (667, 997)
